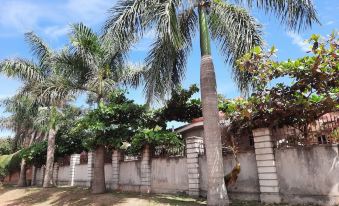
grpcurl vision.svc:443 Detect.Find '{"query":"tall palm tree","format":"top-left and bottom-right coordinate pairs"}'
top-left (55, 23), bottom-right (144, 194)
top-left (0, 32), bottom-right (70, 188)
top-left (104, 0), bottom-right (318, 204)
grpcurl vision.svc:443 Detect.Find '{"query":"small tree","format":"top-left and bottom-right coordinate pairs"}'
top-left (221, 33), bottom-right (339, 140)
top-left (73, 92), bottom-right (146, 193)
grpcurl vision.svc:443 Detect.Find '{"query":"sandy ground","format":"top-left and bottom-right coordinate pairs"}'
top-left (0, 185), bottom-right (316, 206)
top-left (0, 186), bottom-right (206, 206)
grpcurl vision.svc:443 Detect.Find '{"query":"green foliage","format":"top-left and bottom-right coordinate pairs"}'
top-left (227, 33), bottom-right (339, 132)
top-left (0, 152), bottom-right (21, 180)
top-left (73, 91), bottom-right (146, 150)
top-left (154, 84), bottom-right (202, 124)
top-left (19, 141), bottom-right (47, 167)
top-left (0, 138), bottom-right (13, 155)
top-left (128, 126), bottom-right (184, 156)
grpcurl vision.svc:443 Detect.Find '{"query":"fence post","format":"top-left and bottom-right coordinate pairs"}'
top-left (112, 150), bottom-right (121, 190)
top-left (87, 152), bottom-right (94, 187)
top-left (253, 128), bottom-right (282, 203)
top-left (186, 136), bottom-right (203, 197)
top-left (70, 154), bottom-right (80, 186)
top-left (140, 144), bottom-right (151, 193)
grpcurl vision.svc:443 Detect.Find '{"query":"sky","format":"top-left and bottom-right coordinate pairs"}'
top-left (0, 0), bottom-right (338, 136)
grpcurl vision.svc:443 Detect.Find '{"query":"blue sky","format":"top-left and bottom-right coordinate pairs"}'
top-left (0, 0), bottom-right (338, 136)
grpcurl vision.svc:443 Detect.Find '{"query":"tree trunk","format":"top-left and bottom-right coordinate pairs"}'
top-left (43, 128), bottom-right (56, 188)
top-left (31, 165), bottom-right (37, 186)
top-left (17, 159), bottom-right (27, 187)
top-left (199, 5), bottom-right (229, 205)
top-left (91, 145), bottom-right (106, 194)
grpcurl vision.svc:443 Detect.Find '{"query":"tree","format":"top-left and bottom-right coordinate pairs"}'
top-left (104, 1), bottom-right (318, 204)
top-left (0, 95), bottom-right (40, 187)
top-left (224, 33), bottom-right (339, 141)
top-left (55, 23), bottom-right (144, 194)
top-left (72, 92), bottom-right (146, 193)
top-left (0, 32), bottom-right (70, 188)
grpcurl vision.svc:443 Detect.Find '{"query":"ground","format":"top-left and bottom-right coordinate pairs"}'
top-left (0, 185), bottom-right (310, 206)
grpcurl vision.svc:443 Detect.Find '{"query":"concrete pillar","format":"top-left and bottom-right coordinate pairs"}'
top-left (253, 128), bottom-right (281, 203)
top-left (186, 136), bottom-right (203, 197)
top-left (112, 150), bottom-right (121, 190)
top-left (53, 162), bottom-right (59, 186)
top-left (70, 154), bottom-right (80, 186)
top-left (140, 145), bottom-right (151, 193)
top-left (87, 152), bottom-right (94, 187)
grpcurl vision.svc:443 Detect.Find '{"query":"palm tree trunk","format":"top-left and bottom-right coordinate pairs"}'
top-left (199, 5), bottom-right (229, 205)
top-left (17, 159), bottom-right (27, 187)
top-left (43, 128), bottom-right (56, 188)
top-left (92, 145), bottom-right (106, 194)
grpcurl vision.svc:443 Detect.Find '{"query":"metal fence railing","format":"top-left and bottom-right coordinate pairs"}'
top-left (272, 113), bottom-right (339, 148)
top-left (152, 145), bottom-right (186, 158)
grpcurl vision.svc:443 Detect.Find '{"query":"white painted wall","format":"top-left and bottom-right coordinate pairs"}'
top-left (276, 145), bottom-right (339, 205)
top-left (199, 151), bottom-right (259, 200)
top-left (151, 157), bottom-right (188, 194)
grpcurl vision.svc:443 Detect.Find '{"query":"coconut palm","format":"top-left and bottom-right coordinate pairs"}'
top-left (104, 0), bottom-right (318, 204)
top-left (55, 23), bottom-right (144, 194)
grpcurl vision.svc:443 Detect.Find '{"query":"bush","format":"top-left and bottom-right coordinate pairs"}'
top-left (0, 138), bottom-right (13, 155)
top-left (0, 152), bottom-right (21, 180)
top-left (128, 126), bottom-right (184, 156)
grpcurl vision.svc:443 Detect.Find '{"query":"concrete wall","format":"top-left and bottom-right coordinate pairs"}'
top-left (57, 165), bottom-right (70, 185)
top-left (151, 157), bottom-right (188, 194)
top-left (105, 163), bottom-right (112, 187)
top-left (119, 160), bottom-right (141, 192)
top-left (276, 145), bottom-right (339, 205)
top-left (28, 143), bottom-right (338, 205)
top-left (74, 164), bottom-right (87, 186)
top-left (199, 151), bottom-right (260, 200)
top-left (36, 167), bottom-right (42, 186)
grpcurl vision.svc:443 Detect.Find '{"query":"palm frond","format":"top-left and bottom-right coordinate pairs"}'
top-left (0, 116), bottom-right (15, 131)
top-left (232, 0), bottom-right (319, 31)
top-left (104, 0), bottom-right (155, 52)
top-left (70, 23), bottom-right (100, 73)
top-left (25, 32), bottom-right (52, 73)
top-left (155, 0), bottom-right (184, 50)
top-left (209, 1), bottom-right (263, 93)
top-left (0, 58), bottom-right (44, 82)
top-left (116, 64), bottom-right (146, 88)
top-left (26, 77), bottom-right (78, 106)
top-left (143, 7), bottom-right (197, 104)
top-left (54, 49), bottom-right (92, 85)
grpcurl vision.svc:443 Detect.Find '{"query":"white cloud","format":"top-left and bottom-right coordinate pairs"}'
top-left (287, 32), bottom-right (310, 52)
top-left (326, 20), bottom-right (335, 25)
top-left (43, 25), bottom-right (70, 39)
top-left (0, 1), bottom-right (47, 33)
top-left (0, 0), bottom-right (116, 39)
top-left (66, 0), bottom-right (113, 25)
